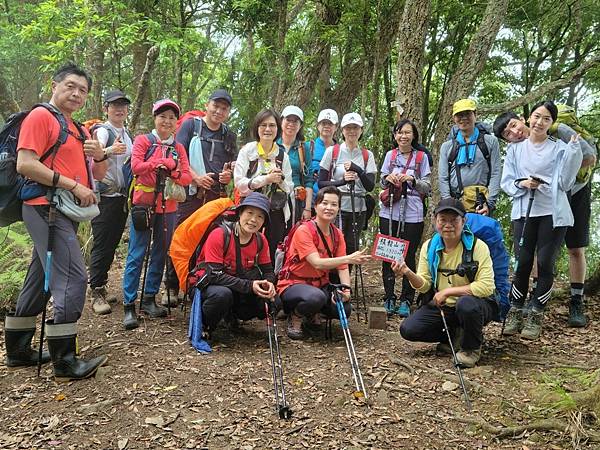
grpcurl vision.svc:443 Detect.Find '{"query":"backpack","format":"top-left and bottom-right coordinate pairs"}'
top-left (421, 214), bottom-right (510, 322)
top-left (0, 103), bottom-right (71, 227)
top-left (233, 145), bottom-right (286, 205)
top-left (380, 148), bottom-right (427, 207)
top-left (275, 219), bottom-right (339, 282)
top-left (447, 122), bottom-right (492, 198)
top-left (329, 143), bottom-right (369, 175)
top-left (548, 104), bottom-right (598, 184)
top-left (87, 122), bottom-right (133, 148)
top-left (122, 133), bottom-right (174, 206)
top-left (176, 110), bottom-right (205, 133)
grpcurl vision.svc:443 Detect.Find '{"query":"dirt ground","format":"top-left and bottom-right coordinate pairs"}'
top-left (0, 262), bottom-right (599, 450)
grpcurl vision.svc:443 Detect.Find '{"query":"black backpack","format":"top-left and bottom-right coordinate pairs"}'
top-left (0, 103), bottom-right (70, 227)
top-left (447, 122), bottom-right (491, 198)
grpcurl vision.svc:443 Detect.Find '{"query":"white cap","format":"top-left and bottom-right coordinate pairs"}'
top-left (340, 112), bottom-right (363, 128)
top-left (317, 108), bottom-right (339, 125)
top-left (281, 105), bottom-right (304, 122)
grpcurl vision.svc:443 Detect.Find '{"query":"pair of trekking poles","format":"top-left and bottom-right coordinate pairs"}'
top-left (347, 181), bottom-right (368, 321)
top-left (385, 182), bottom-right (408, 314)
top-left (263, 283), bottom-right (368, 420)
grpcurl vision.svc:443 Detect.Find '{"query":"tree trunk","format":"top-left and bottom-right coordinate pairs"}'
top-left (273, 0), bottom-right (289, 110)
top-left (430, 0), bottom-right (510, 168)
top-left (131, 41), bottom-right (153, 131)
top-left (281, 1), bottom-right (341, 109)
top-left (395, 0), bottom-right (431, 132)
top-left (130, 45), bottom-right (160, 133)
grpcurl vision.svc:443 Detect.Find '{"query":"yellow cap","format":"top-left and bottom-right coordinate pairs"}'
top-left (452, 98), bottom-right (477, 116)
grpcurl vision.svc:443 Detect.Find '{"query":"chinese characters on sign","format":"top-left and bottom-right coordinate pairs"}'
top-left (371, 233), bottom-right (409, 263)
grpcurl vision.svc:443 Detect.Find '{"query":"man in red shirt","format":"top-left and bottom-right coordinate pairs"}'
top-left (277, 186), bottom-right (371, 339)
top-left (4, 64), bottom-right (108, 381)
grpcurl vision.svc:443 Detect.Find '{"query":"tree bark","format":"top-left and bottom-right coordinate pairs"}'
top-left (130, 45), bottom-right (160, 133)
top-left (281, 1), bottom-right (341, 109)
top-left (430, 0), bottom-right (510, 160)
top-left (395, 0), bottom-right (431, 132)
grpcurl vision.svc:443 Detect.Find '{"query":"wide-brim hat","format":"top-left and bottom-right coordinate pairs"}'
top-left (236, 192), bottom-right (271, 224)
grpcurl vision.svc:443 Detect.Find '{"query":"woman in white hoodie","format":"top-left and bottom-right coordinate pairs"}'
top-left (500, 100), bottom-right (582, 340)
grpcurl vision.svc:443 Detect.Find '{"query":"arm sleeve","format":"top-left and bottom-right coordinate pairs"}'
top-left (486, 135), bottom-right (502, 208)
top-left (411, 241), bottom-right (431, 293)
top-left (131, 135), bottom-right (159, 175)
top-left (318, 168), bottom-right (346, 187)
top-left (470, 240), bottom-right (495, 298)
top-left (558, 140), bottom-right (583, 191)
top-left (500, 144), bottom-right (528, 199)
top-left (171, 143), bottom-right (193, 185)
top-left (413, 155), bottom-right (431, 196)
top-left (437, 141), bottom-right (451, 199)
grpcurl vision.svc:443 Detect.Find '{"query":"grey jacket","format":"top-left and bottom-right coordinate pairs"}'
top-left (438, 132), bottom-right (501, 207)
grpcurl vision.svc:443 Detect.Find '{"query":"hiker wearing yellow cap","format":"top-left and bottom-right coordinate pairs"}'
top-left (438, 99), bottom-right (501, 215)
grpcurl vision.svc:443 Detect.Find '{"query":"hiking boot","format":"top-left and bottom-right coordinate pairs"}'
top-left (286, 313), bottom-right (304, 340)
top-left (568, 300), bottom-right (587, 328)
top-left (140, 295), bottom-right (167, 318)
top-left (303, 314), bottom-right (322, 332)
top-left (90, 288), bottom-right (112, 315)
top-left (436, 327), bottom-right (462, 355)
top-left (396, 301), bottom-right (411, 318)
top-left (161, 288), bottom-right (179, 307)
top-left (522, 299), bottom-right (533, 318)
top-left (456, 348), bottom-right (481, 368)
top-left (383, 295), bottom-right (397, 315)
top-left (502, 307), bottom-right (524, 336)
top-left (46, 320), bottom-right (108, 382)
top-left (123, 303), bottom-right (139, 330)
top-left (4, 315), bottom-right (51, 367)
top-left (97, 286), bottom-right (118, 305)
top-left (521, 309), bottom-right (544, 340)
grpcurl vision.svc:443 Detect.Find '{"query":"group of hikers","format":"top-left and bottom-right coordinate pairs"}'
top-left (2, 63), bottom-right (595, 384)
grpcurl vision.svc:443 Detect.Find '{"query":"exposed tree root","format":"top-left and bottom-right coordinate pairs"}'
top-left (454, 415), bottom-right (567, 438)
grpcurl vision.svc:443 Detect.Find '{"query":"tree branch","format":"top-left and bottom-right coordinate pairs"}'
top-left (478, 53), bottom-right (600, 115)
top-left (130, 45), bottom-right (160, 133)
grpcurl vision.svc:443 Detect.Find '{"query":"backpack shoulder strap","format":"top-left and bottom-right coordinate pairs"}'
top-left (329, 143), bottom-right (341, 174)
top-left (476, 133), bottom-right (491, 185)
top-left (462, 236), bottom-right (478, 283)
top-left (361, 148), bottom-right (369, 168)
top-left (414, 150), bottom-right (425, 176)
top-left (33, 103), bottom-right (70, 163)
top-left (193, 117), bottom-right (203, 137)
top-left (144, 133), bottom-right (158, 161)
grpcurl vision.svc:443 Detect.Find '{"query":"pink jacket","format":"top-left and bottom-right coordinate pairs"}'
top-left (131, 134), bottom-right (192, 213)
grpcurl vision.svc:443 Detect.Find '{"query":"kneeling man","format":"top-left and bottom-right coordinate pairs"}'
top-left (393, 198), bottom-right (497, 367)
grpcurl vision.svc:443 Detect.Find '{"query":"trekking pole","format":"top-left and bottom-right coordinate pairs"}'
top-left (263, 301), bottom-right (293, 420)
top-left (38, 196), bottom-right (57, 376)
top-left (385, 188), bottom-right (396, 315)
top-left (348, 181), bottom-right (367, 321)
top-left (331, 284), bottom-right (368, 400)
top-left (158, 171), bottom-right (172, 317)
top-left (440, 308), bottom-right (471, 411)
top-left (397, 181), bottom-right (408, 238)
top-left (139, 169), bottom-right (165, 314)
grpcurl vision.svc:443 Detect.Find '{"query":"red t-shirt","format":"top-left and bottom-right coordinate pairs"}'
top-left (277, 221), bottom-right (347, 294)
top-left (17, 106), bottom-right (91, 206)
top-left (198, 226), bottom-right (271, 275)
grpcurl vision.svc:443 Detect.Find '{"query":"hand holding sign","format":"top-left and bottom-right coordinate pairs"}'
top-left (371, 233), bottom-right (409, 264)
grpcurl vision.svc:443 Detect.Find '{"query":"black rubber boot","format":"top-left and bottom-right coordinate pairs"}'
top-left (123, 303), bottom-right (139, 330)
top-left (4, 315), bottom-right (51, 367)
top-left (46, 321), bottom-right (108, 382)
top-left (140, 295), bottom-right (167, 318)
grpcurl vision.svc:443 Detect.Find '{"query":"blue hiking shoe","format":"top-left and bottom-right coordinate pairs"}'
top-left (383, 296), bottom-right (397, 315)
top-left (396, 301), bottom-right (411, 318)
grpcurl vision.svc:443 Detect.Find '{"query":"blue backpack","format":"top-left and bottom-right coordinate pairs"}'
top-left (423, 213), bottom-right (510, 322)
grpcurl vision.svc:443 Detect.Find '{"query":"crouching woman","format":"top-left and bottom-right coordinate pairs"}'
top-left (276, 186), bottom-right (371, 340)
top-left (393, 198), bottom-right (496, 368)
top-left (191, 192), bottom-right (277, 335)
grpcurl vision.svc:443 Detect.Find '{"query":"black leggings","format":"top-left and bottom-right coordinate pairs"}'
top-left (265, 209), bottom-right (287, 262)
top-left (341, 211), bottom-right (366, 256)
top-left (201, 285), bottom-right (268, 329)
top-left (378, 218), bottom-right (424, 302)
top-left (280, 283), bottom-right (352, 320)
top-left (510, 215), bottom-right (567, 311)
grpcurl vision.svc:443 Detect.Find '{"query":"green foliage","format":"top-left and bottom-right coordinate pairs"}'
top-left (0, 224), bottom-right (32, 314)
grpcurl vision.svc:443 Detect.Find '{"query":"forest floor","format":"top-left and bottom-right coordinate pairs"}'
top-left (0, 260), bottom-right (599, 450)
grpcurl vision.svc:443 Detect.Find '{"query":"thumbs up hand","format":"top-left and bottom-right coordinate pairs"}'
top-left (111, 135), bottom-right (127, 155)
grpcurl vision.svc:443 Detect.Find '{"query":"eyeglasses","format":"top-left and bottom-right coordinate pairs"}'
top-left (436, 215), bottom-right (462, 226)
top-left (259, 123), bottom-right (278, 129)
top-left (395, 130), bottom-right (413, 136)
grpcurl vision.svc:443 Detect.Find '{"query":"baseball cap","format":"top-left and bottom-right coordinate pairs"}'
top-left (452, 99), bottom-right (477, 116)
top-left (208, 89), bottom-right (233, 106)
top-left (281, 105), bottom-right (304, 122)
top-left (434, 198), bottom-right (466, 217)
top-left (340, 112), bottom-right (363, 128)
top-left (152, 98), bottom-right (181, 118)
top-left (317, 109), bottom-right (338, 124)
top-left (104, 90), bottom-right (130, 104)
